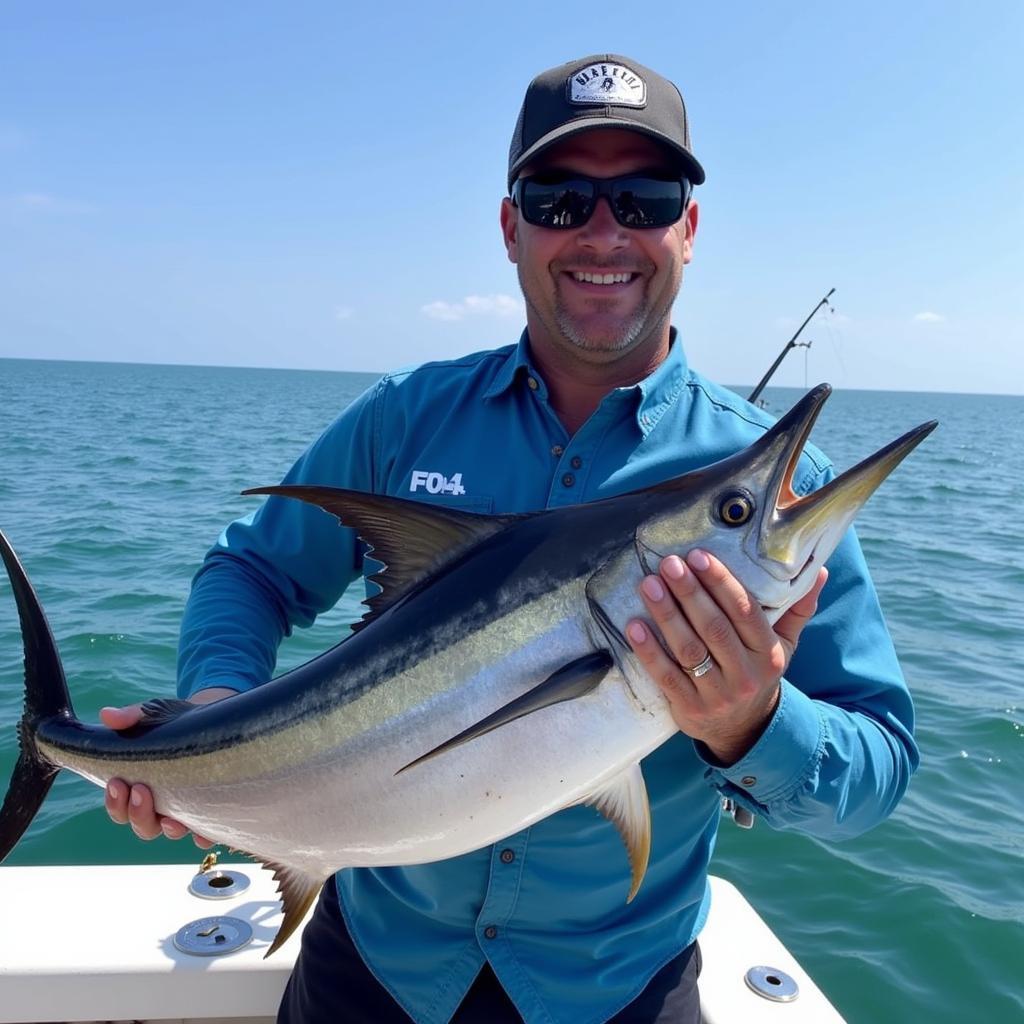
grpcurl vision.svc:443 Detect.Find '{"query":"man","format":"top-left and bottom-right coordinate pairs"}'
top-left (102, 55), bottom-right (917, 1023)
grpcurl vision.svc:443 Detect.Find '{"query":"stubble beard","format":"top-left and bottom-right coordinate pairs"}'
top-left (553, 294), bottom-right (652, 355)
top-left (518, 256), bottom-right (681, 363)
top-left (526, 269), bottom-right (657, 359)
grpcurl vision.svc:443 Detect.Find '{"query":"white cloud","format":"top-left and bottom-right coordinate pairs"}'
top-left (422, 293), bottom-right (524, 322)
top-left (334, 305), bottom-right (354, 320)
top-left (913, 311), bottom-right (945, 324)
top-left (4, 192), bottom-right (95, 214)
top-left (18, 192), bottom-right (57, 208)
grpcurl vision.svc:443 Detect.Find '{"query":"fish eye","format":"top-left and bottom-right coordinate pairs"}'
top-left (718, 491), bottom-right (755, 527)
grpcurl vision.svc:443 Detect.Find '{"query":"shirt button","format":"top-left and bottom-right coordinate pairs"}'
top-left (741, 776), bottom-right (757, 788)
top-left (499, 848), bottom-right (515, 864)
top-left (562, 473), bottom-right (575, 488)
top-left (551, 445), bottom-right (564, 457)
top-left (527, 376), bottom-right (539, 391)
top-left (484, 925), bottom-right (498, 940)
top-left (570, 456), bottom-right (583, 469)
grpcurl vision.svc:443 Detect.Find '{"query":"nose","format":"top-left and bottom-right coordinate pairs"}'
top-left (576, 196), bottom-right (629, 252)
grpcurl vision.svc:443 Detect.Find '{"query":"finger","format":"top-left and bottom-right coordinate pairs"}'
top-left (99, 704), bottom-right (145, 731)
top-left (126, 784), bottom-right (163, 841)
top-left (105, 777), bottom-right (131, 825)
top-left (774, 567), bottom-right (829, 648)
top-left (659, 555), bottom-right (741, 667)
top-left (655, 553), bottom-right (745, 670)
top-left (638, 573), bottom-right (714, 673)
top-left (680, 550), bottom-right (776, 655)
top-left (626, 619), bottom-right (699, 709)
top-left (160, 819), bottom-right (190, 840)
top-left (158, 817), bottom-right (212, 845)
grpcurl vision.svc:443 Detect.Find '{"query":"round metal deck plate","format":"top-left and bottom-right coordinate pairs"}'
top-left (174, 916), bottom-right (253, 956)
top-left (744, 965), bottom-right (799, 1002)
top-left (188, 868), bottom-right (251, 900)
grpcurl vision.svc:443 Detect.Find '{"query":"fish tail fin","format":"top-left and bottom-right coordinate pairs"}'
top-left (0, 529), bottom-right (71, 861)
top-left (0, 747), bottom-right (59, 862)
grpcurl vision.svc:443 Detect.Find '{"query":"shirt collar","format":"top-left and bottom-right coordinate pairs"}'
top-left (632, 327), bottom-right (690, 437)
top-left (482, 330), bottom-right (537, 400)
top-left (483, 328), bottom-right (690, 437)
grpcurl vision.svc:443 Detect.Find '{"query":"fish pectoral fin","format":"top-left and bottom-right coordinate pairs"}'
top-left (137, 698), bottom-right (199, 725)
top-left (396, 650), bottom-right (614, 775)
top-left (581, 763), bottom-right (651, 903)
top-left (113, 698), bottom-right (201, 738)
top-left (256, 860), bottom-right (325, 958)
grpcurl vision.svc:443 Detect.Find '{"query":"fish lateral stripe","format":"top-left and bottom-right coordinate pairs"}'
top-left (46, 494), bottom-right (644, 766)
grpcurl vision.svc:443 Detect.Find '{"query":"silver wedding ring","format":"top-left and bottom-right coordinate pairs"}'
top-left (685, 653), bottom-right (715, 679)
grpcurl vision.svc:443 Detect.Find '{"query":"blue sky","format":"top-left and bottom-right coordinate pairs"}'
top-left (1, 2), bottom-right (1021, 394)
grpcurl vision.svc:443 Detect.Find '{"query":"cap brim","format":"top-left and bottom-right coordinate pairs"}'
top-left (507, 116), bottom-right (706, 192)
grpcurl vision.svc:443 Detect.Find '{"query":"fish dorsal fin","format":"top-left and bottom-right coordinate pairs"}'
top-left (249, 858), bottom-right (324, 958)
top-left (243, 485), bottom-right (524, 630)
top-left (581, 763), bottom-right (651, 903)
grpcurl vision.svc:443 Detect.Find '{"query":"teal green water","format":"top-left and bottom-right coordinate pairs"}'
top-left (1, 358), bottom-right (1021, 1022)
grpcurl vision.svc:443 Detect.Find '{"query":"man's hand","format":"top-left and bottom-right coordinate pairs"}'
top-left (100, 686), bottom-right (238, 846)
top-left (626, 550), bottom-right (828, 766)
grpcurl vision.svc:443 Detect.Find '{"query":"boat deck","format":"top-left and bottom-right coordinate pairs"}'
top-left (0, 864), bottom-right (844, 1022)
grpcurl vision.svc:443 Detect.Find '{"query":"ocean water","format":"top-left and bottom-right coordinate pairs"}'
top-left (0, 358), bottom-right (1021, 1022)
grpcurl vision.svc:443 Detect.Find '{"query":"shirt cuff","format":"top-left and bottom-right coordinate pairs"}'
top-left (694, 679), bottom-right (826, 805)
top-left (183, 676), bottom-right (251, 701)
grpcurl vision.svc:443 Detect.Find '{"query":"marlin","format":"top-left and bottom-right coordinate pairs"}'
top-left (0, 385), bottom-right (935, 954)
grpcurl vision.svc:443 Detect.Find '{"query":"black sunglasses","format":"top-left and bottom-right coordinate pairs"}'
top-left (511, 172), bottom-right (692, 230)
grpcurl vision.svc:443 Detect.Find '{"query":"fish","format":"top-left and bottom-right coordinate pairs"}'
top-left (0, 384), bottom-right (936, 955)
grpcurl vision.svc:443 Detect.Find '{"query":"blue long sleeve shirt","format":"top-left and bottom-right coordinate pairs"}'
top-left (177, 331), bottom-right (918, 1024)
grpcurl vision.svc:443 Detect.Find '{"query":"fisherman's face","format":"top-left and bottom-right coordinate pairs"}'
top-left (501, 128), bottom-right (698, 367)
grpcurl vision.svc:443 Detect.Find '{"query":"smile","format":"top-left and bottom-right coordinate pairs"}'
top-left (569, 271), bottom-right (638, 286)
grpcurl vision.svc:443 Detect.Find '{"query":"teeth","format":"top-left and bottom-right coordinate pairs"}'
top-left (572, 271), bottom-right (634, 285)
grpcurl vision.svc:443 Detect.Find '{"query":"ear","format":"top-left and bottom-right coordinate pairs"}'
top-left (500, 196), bottom-right (519, 263)
top-left (682, 200), bottom-right (699, 265)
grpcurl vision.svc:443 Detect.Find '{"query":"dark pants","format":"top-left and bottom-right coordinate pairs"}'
top-left (278, 882), bottom-right (702, 1023)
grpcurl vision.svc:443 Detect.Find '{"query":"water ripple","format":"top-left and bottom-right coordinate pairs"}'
top-left (2, 368), bottom-right (1023, 1023)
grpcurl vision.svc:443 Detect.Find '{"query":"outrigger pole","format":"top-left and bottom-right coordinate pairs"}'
top-left (747, 287), bottom-right (836, 404)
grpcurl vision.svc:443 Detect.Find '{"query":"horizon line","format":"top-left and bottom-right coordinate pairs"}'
top-left (0, 354), bottom-right (1020, 400)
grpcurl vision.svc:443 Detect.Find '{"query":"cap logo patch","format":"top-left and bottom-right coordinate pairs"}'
top-left (569, 63), bottom-right (647, 107)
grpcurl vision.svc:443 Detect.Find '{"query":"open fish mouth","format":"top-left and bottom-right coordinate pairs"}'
top-left (771, 386), bottom-right (831, 512)
top-left (757, 385), bottom-right (937, 580)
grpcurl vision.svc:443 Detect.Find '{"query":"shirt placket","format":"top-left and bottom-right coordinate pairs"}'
top-left (475, 831), bottom-right (530, 948)
top-left (468, 375), bottom-right (630, 1023)
top-left (530, 387), bottom-right (628, 509)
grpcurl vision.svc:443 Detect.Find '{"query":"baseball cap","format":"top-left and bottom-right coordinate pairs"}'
top-left (508, 54), bottom-right (706, 192)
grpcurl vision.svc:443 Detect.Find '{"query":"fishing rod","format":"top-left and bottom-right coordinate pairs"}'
top-left (747, 287), bottom-right (836, 405)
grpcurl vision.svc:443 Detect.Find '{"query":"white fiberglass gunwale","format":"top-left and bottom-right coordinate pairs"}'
top-left (0, 863), bottom-right (845, 1023)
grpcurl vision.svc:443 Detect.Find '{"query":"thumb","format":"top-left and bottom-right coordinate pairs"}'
top-left (99, 703), bottom-right (145, 730)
